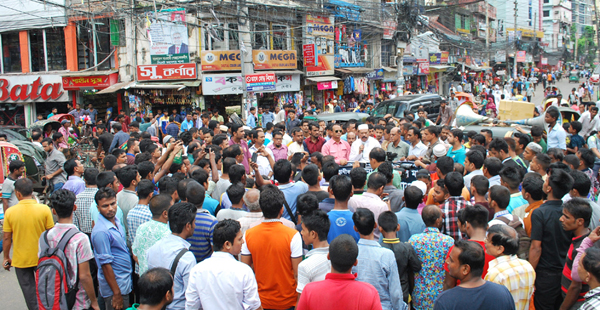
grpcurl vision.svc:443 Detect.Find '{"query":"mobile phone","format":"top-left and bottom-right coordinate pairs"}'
top-left (251, 152), bottom-right (258, 163)
top-left (204, 148), bottom-right (210, 153)
top-left (3, 261), bottom-right (10, 267)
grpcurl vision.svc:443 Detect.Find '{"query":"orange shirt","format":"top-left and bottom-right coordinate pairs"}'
top-left (523, 200), bottom-right (544, 237)
top-left (425, 187), bottom-right (471, 206)
top-left (242, 221), bottom-right (302, 309)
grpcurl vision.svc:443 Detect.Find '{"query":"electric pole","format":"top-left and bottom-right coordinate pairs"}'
top-left (237, 0), bottom-right (253, 121)
top-left (513, 0), bottom-right (518, 79)
top-left (485, 0), bottom-right (489, 65)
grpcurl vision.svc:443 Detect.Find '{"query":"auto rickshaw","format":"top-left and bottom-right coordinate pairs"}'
top-left (0, 142), bottom-right (25, 187)
top-left (49, 113), bottom-right (76, 124)
top-left (569, 71), bottom-right (580, 83)
top-left (31, 119), bottom-right (61, 138)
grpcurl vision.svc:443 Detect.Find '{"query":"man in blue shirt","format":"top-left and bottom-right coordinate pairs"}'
top-left (186, 181), bottom-right (217, 262)
top-left (262, 106), bottom-right (274, 128)
top-left (180, 113), bottom-right (194, 133)
top-left (108, 122), bottom-right (130, 153)
top-left (247, 107), bottom-right (257, 128)
top-left (166, 116), bottom-right (180, 139)
top-left (396, 186), bottom-right (426, 242)
top-left (273, 160), bottom-right (308, 221)
top-left (447, 129), bottom-right (466, 166)
top-left (352, 208), bottom-right (406, 310)
top-left (546, 106), bottom-right (566, 150)
top-left (327, 175), bottom-right (360, 242)
top-left (91, 187), bottom-right (132, 310)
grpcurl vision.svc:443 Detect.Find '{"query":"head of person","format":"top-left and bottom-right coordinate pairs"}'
top-left (464, 150), bottom-right (484, 173)
top-left (488, 185), bottom-right (510, 211)
top-left (446, 239), bottom-right (486, 281)
top-left (436, 156), bottom-right (455, 178)
top-left (273, 159), bottom-right (293, 184)
top-left (462, 204), bottom-right (489, 233)
top-left (94, 187), bottom-right (117, 220)
top-left (357, 124), bottom-right (370, 142)
top-left (488, 138), bottom-right (509, 160)
top-left (322, 161), bottom-right (339, 182)
top-left (499, 166), bottom-right (522, 191)
top-left (369, 147), bottom-right (387, 167)
top-left (301, 164), bottom-right (321, 187)
top-left (545, 106), bottom-right (560, 125)
top-left (485, 224), bottom-right (519, 258)
top-left (330, 174), bottom-right (353, 202)
top-left (96, 171), bottom-right (120, 191)
top-left (560, 197), bottom-right (593, 232)
top-left (444, 172), bottom-right (464, 197)
top-left (523, 142), bottom-right (542, 161)
top-left (116, 165), bottom-right (140, 188)
top-left (329, 234), bottom-right (359, 273)
top-left (422, 204), bottom-right (443, 228)
top-left (353, 208), bottom-right (376, 236)
top-left (545, 168), bottom-right (574, 199)
top-left (366, 172), bottom-right (387, 196)
top-left (259, 184), bottom-right (285, 219)
top-left (300, 209), bottom-right (330, 245)
top-left (213, 219), bottom-right (244, 255)
top-left (404, 186), bottom-right (424, 209)
top-left (168, 202), bottom-right (196, 237)
top-left (137, 268), bottom-right (174, 308)
top-left (483, 157), bottom-right (502, 177)
top-left (421, 126), bottom-right (439, 143)
top-left (8, 160), bottom-right (25, 177)
top-left (49, 189), bottom-right (77, 219)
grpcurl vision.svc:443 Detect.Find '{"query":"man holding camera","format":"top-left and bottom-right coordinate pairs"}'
top-left (385, 127), bottom-right (409, 161)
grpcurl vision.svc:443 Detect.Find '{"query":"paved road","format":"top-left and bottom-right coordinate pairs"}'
top-left (0, 248), bottom-right (29, 310)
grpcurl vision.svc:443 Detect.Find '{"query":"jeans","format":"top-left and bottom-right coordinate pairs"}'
top-left (593, 162), bottom-right (600, 179)
top-left (103, 294), bottom-right (130, 310)
top-left (52, 182), bottom-right (64, 193)
top-left (15, 267), bottom-right (38, 310)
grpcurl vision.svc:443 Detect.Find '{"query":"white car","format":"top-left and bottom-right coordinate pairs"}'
top-left (590, 67), bottom-right (600, 84)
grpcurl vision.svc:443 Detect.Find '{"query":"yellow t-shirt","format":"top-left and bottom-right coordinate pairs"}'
top-left (3, 199), bottom-right (54, 268)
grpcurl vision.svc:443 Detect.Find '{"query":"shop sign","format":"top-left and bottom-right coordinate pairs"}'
top-left (201, 50), bottom-right (241, 71)
top-left (429, 53), bottom-right (441, 65)
top-left (304, 14), bottom-right (335, 76)
top-left (317, 81), bottom-right (337, 90)
top-left (303, 44), bottom-right (317, 67)
top-left (441, 51), bottom-right (449, 64)
top-left (418, 62), bottom-right (430, 75)
top-left (516, 51), bottom-right (526, 63)
top-left (148, 9), bottom-right (190, 64)
top-left (0, 75), bottom-right (68, 103)
top-left (245, 72), bottom-right (276, 92)
top-left (253, 50), bottom-right (297, 70)
top-left (402, 65), bottom-right (414, 76)
top-left (383, 20), bottom-right (397, 40)
top-left (541, 57), bottom-right (548, 65)
top-left (202, 73), bottom-right (300, 95)
top-left (415, 45), bottom-right (428, 63)
top-left (367, 69), bottom-right (384, 80)
top-left (495, 50), bottom-right (506, 62)
top-left (62, 73), bottom-right (118, 91)
top-left (137, 63), bottom-right (197, 81)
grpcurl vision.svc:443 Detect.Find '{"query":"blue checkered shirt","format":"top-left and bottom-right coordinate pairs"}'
top-left (74, 187), bottom-right (99, 234)
top-left (127, 204), bottom-right (153, 246)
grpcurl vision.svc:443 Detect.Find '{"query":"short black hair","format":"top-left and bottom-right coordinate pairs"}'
top-left (522, 174), bottom-right (544, 200)
top-left (138, 268), bottom-right (173, 306)
top-left (213, 219), bottom-right (241, 251)
top-left (583, 247), bottom-right (600, 281)
top-left (444, 172), bottom-right (464, 197)
top-left (437, 156), bottom-right (455, 176)
top-left (470, 145), bottom-right (487, 160)
top-left (530, 125), bottom-right (544, 137)
top-left (83, 167), bottom-right (99, 185)
top-left (483, 157), bottom-right (503, 176)
top-left (185, 181), bottom-right (206, 207)
top-left (229, 164), bottom-right (246, 184)
top-left (463, 205), bottom-right (489, 230)
top-left (535, 153), bottom-right (552, 172)
top-left (149, 194), bottom-right (173, 218)
top-left (489, 185), bottom-right (510, 210)
top-left (366, 172), bottom-right (387, 190)
top-left (8, 160), bottom-right (25, 173)
top-left (158, 176), bottom-right (179, 196)
top-left (135, 152), bottom-right (152, 165)
top-left (450, 129), bottom-right (463, 142)
top-left (377, 162), bottom-right (394, 184)
top-left (579, 148), bottom-right (596, 168)
top-left (570, 170), bottom-right (591, 197)
top-left (487, 224), bottom-right (520, 256)
top-left (470, 175), bottom-right (489, 196)
top-left (96, 171), bottom-right (116, 189)
top-left (177, 178), bottom-right (194, 201)
top-left (330, 175), bottom-right (353, 201)
top-left (296, 193), bottom-right (319, 217)
top-left (329, 234), bottom-right (358, 273)
top-left (50, 189), bottom-right (76, 218)
top-left (227, 182), bottom-right (246, 205)
top-left (563, 197), bottom-right (593, 228)
top-left (564, 154), bottom-right (581, 170)
top-left (350, 167), bottom-right (367, 189)
top-left (94, 187), bottom-right (116, 204)
top-left (259, 184), bottom-right (285, 218)
top-left (273, 159), bottom-right (292, 183)
top-left (52, 132), bottom-right (63, 142)
top-left (489, 137), bottom-right (509, 154)
top-left (499, 166), bottom-right (522, 190)
top-left (547, 147), bottom-right (565, 162)
top-left (548, 168), bottom-right (574, 199)
top-left (302, 164), bottom-right (320, 186)
top-left (353, 208), bottom-right (376, 235)
top-left (116, 165), bottom-right (138, 188)
top-left (191, 169), bottom-right (209, 186)
top-left (103, 155), bottom-right (118, 171)
top-left (471, 134), bottom-right (486, 146)
top-left (404, 186), bottom-right (423, 209)
top-left (168, 202), bottom-right (196, 233)
top-left (138, 161), bottom-right (155, 180)
top-left (137, 179), bottom-right (154, 199)
top-left (302, 209), bottom-right (330, 241)
top-left (369, 147), bottom-right (386, 163)
top-left (63, 158), bottom-right (79, 176)
top-left (454, 239), bottom-right (486, 277)
top-left (322, 161), bottom-right (340, 182)
top-left (378, 211), bottom-right (398, 233)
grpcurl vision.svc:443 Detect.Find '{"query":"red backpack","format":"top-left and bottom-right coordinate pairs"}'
top-left (36, 228), bottom-right (80, 310)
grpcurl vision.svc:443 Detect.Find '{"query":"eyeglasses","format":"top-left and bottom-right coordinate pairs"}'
top-left (334, 130), bottom-right (343, 133)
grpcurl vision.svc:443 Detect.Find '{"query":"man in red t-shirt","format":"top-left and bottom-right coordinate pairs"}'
top-left (443, 205), bottom-right (495, 289)
top-left (297, 234), bottom-right (383, 310)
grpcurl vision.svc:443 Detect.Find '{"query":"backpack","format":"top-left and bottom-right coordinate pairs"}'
top-left (36, 228), bottom-right (80, 310)
top-left (497, 215), bottom-right (531, 260)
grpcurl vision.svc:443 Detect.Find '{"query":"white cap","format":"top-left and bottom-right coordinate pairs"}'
top-left (410, 180), bottom-right (428, 196)
top-left (219, 125), bottom-right (229, 132)
top-left (358, 124), bottom-right (369, 131)
top-left (433, 144), bottom-right (447, 157)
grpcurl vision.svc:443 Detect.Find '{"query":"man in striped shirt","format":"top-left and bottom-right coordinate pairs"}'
top-left (484, 224), bottom-right (536, 310)
top-left (187, 181), bottom-right (217, 262)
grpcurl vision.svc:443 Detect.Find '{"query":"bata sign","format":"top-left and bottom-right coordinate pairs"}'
top-left (0, 75), bottom-right (67, 103)
top-left (137, 63), bottom-right (197, 81)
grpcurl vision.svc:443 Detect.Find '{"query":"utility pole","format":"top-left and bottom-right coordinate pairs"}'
top-left (485, 0), bottom-right (489, 65)
top-left (396, 42), bottom-right (406, 96)
top-left (237, 0), bottom-right (253, 121)
top-left (513, 0), bottom-right (518, 79)
top-left (533, 12), bottom-right (537, 70)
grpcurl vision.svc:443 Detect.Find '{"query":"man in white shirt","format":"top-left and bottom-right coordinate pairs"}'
top-left (297, 210), bottom-right (331, 295)
top-left (288, 127), bottom-right (307, 160)
top-left (581, 105), bottom-right (598, 138)
top-left (185, 219), bottom-right (261, 310)
top-left (274, 106), bottom-right (286, 124)
top-left (249, 130), bottom-right (274, 178)
top-left (406, 127), bottom-right (427, 160)
top-left (349, 124), bottom-right (381, 163)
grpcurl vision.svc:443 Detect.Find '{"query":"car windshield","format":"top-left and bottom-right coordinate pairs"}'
top-left (394, 102), bottom-right (408, 118)
top-left (593, 66), bottom-right (600, 75)
top-left (373, 104), bottom-right (388, 117)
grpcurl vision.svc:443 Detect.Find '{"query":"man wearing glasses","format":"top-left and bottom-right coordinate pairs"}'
top-left (322, 124), bottom-right (351, 165)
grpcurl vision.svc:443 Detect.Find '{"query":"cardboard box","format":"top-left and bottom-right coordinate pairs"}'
top-left (497, 100), bottom-right (535, 121)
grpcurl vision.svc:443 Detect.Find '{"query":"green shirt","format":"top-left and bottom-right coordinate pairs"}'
top-left (131, 220), bottom-right (171, 275)
top-left (365, 167), bottom-right (402, 190)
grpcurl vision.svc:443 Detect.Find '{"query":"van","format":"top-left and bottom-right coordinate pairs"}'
top-left (371, 94), bottom-right (443, 121)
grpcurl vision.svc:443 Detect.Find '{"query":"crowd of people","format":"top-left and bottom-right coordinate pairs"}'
top-left (5, 91), bottom-right (600, 310)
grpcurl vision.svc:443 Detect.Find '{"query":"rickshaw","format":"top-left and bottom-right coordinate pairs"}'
top-left (49, 113), bottom-right (76, 124)
top-left (569, 71), bottom-right (580, 83)
top-left (30, 119), bottom-right (61, 138)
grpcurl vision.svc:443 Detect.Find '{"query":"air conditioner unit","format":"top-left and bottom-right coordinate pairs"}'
top-left (390, 56), bottom-right (398, 67)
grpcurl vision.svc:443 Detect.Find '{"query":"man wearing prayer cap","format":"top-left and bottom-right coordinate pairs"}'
top-left (349, 124), bottom-right (381, 163)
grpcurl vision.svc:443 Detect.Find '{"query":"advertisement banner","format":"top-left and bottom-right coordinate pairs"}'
top-left (245, 72), bottom-right (276, 92)
top-left (415, 45), bottom-right (429, 63)
top-left (303, 44), bottom-right (317, 67)
top-left (62, 73), bottom-right (118, 91)
top-left (516, 51), bottom-right (526, 62)
top-left (201, 50), bottom-right (241, 71)
top-left (148, 9), bottom-right (189, 64)
top-left (541, 57), bottom-right (548, 65)
top-left (137, 63), bottom-right (197, 81)
top-left (202, 73), bottom-right (300, 95)
top-left (317, 81), bottom-right (338, 90)
top-left (418, 62), bottom-right (430, 75)
top-left (495, 50), bottom-right (506, 62)
top-left (402, 65), bottom-right (414, 76)
top-left (429, 53), bottom-right (441, 65)
top-left (441, 51), bottom-right (449, 63)
top-left (253, 50), bottom-right (297, 70)
top-left (383, 20), bottom-right (397, 40)
top-left (366, 69), bottom-right (384, 80)
top-left (0, 75), bottom-right (68, 103)
top-left (304, 14), bottom-right (335, 76)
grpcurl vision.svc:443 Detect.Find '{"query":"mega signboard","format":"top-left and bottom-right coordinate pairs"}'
top-left (304, 14), bottom-right (335, 76)
top-left (202, 73), bottom-right (300, 95)
top-left (253, 50), bottom-right (297, 70)
top-left (201, 50), bottom-right (241, 71)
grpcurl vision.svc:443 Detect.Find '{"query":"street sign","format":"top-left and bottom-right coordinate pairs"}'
top-left (245, 72), bottom-right (276, 92)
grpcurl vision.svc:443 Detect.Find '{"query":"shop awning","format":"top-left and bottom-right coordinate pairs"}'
top-left (96, 81), bottom-right (136, 95)
top-left (430, 65), bottom-right (454, 70)
top-left (335, 68), bottom-right (374, 74)
top-left (95, 80), bottom-right (201, 94)
top-left (273, 70), bottom-right (304, 75)
top-left (381, 67), bottom-right (397, 72)
top-left (306, 76), bottom-right (341, 82)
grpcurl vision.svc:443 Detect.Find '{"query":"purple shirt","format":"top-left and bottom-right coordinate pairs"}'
top-left (229, 138), bottom-right (251, 174)
top-left (63, 175), bottom-right (86, 196)
top-left (268, 143), bottom-right (288, 162)
top-left (321, 139), bottom-right (351, 164)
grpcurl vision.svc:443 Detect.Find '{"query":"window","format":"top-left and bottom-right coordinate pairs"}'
top-left (45, 28), bottom-right (66, 71)
top-left (228, 24), bottom-right (239, 50)
top-left (543, 10), bottom-right (550, 17)
top-left (2, 32), bottom-right (21, 73)
top-left (381, 42), bottom-right (393, 67)
top-left (204, 24), bottom-right (225, 50)
top-left (254, 23), bottom-right (269, 50)
top-left (30, 30), bottom-right (45, 72)
top-left (77, 19), bottom-right (113, 70)
top-left (543, 0), bottom-right (548, 3)
top-left (272, 25), bottom-right (288, 50)
top-left (580, 15), bottom-right (585, 23)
